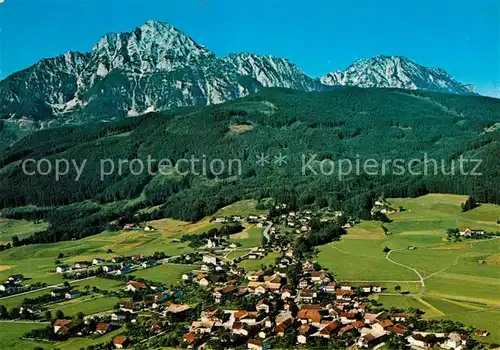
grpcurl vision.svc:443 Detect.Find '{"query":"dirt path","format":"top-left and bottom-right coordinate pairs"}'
top-left (386, 250), bottom-right (425, 287)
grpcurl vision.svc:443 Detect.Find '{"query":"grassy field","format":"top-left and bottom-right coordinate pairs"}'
top-left (225, 249), bottom-right (252, 260)
top-left (48, 295), bottom-right (120, 317)
top-left (0, 218), bottom-right (49, 243)
top-left (229, 225), bottom-right (263, 248)
top-left (237, 252), bottom-right (280, 271)
top-left (53, 328), bottom-right (124, 350)
top-left (318, 194), bottom-right (500, 342)
top-left (0, 322), bottom-right (51, 349)
top-left (130, 264), bottom-right (194, 285)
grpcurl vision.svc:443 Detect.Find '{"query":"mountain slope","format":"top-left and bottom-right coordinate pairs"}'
top-left (0, 22), bottom-right (477, 134)
top-left (224, 53), bottom-right (325, 91)
top-left (0, 88), bottom-right (498, 243)
top-left (0, 21), bottom-right (263, 126)
top-left (320, 55), bottom-right (476, 94)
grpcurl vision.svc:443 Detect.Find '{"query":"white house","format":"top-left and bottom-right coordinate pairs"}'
top-left (56, 265), bottom-right (71, 274)
top-left (182, 273), bottom-right (193, 282)
top-left (198, 277), bottom-right (210, 287)
top-left (0, 284), bottom-right (12, 292)
top-left (65, 291), bottom-right (81, 299)
top-left (202, 255), bottom-right (218, 266)
top-left (256, 300), bottom-right (270, 313)
top-left (103, 265), bottom-right (115, 273)
top-left (442, 332), bottom-right (465, 350)
top-left (74, 262), bottom-right (89, 269)
top-left (92, 258), bottom-right (104, 265)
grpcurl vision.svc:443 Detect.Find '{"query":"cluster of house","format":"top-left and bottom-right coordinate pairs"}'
top-left (275, 207), bottom-right (355, 234)
top-left (33, 206), bottom-right (477, 349)
top-left (281, 209), bottom-right (314, 233)
top-left (458, 227), bottom-right (485, 237)
top-left (52, 318), bottom-right (129, 348)
top-left (56, 257), bottom-right (106, 274)
top-left (370, 200), bottom-right (398, 217)
top-left (55, 254), bottom-right (164, 278)
top-left (0, 274), bottom-right (24, 293)
top-left (50, 287), bottom-right (82, 300)
top-left (173, 247), bottom-right (473, 350)
top-left (212, 214), bottom-right (269, 224)
top-left (123, 223), bottom-right (154, 231)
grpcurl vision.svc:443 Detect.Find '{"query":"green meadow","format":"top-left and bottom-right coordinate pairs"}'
top-left (318, 194), bottom-right (500, 343)
top-left (237, 252), bottom-right (280, 271)
top-left (0, 322), bottom-right (51, 349)
top-left (48, 295), bottom-right (121, 317)
top-left (130, 264), bottom-right (194, 285)
top-left (0, 218), bottom-right (49, 243)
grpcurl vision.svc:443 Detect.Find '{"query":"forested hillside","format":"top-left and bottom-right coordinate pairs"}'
top-left (0, 87), bottom-right (499, 244)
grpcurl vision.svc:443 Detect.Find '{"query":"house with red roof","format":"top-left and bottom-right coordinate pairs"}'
top-left (113, 336), bottom-right (129, 349)
top-left (124, 280), bottom-right (147, 292)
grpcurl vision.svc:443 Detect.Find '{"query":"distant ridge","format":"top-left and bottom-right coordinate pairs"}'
top-left (0, 20), bottom-right (477, 129)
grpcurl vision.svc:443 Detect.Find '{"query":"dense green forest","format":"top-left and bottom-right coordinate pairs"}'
top-left (0, 87), bottom-right (499, 244)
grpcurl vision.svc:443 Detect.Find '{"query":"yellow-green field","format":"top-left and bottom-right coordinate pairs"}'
top-left (318, 194), bottom-right (500, 343)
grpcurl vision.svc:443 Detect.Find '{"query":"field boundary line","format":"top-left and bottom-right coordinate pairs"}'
top-left (423, 255), bottom-right (460, 280)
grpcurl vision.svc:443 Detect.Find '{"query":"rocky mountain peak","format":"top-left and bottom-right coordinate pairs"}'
top-left (321, 55), bottom-right (476, 94)
top-left (90, 20), bottom-right (213, 76)
top-left (0, 21), bottom-right (478, 130)
top-left (224, 52), bottom-right (322, 91)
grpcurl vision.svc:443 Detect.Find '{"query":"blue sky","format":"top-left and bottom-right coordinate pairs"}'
top-left (0, 0), bottom-right (499, 96)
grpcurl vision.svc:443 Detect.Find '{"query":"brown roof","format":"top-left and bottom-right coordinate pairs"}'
top-left (266, 282), bottom-right (281, 290)
top-left (363, 333), bottom-right (377, 342)
top-left (387, 324), bottom-right (407, 335)
top-left (113, 336), bottom-right (128, 345)
top-left (233, 321), bottom-right (243, 329)
top-left (234, 310), bottom-right (249, 320)
top-left (336, 290), bottom-right (354, 295)
top-left (339, 324), bottom-right (354, 335)
top-left (248, 339), bottom-right (262, 346)
top-left (300, 289), bottom-right (316, 297)
top-left (183, 331), bottom-right (198, 344)
top-left (275, 318), bottom-right (293, 333)
top-left (256, 299), bottom-right (268, 306)
top-left (166, 304), bottom-right (191, 314)
top-left (297, 308), bottom-right (321, 323)
top-left (96, 323), bottom-right (111, 332)
top-left (221, 285), bottom-right (237, 294)
top-left (197, 273), bottom-right (208, 280)
top-left (127, 280), bottom-right (147, 289)
top-left (320, 321), bottom-right (341, 335)
top-left (352, 320), bottom-right (365, 329)
top-left (378, 319), bottom-right (394, 328)
top-left (340, 312), bottom-right (356, 318)
top-left (310, 270), bottom-right (327, 277)
top-left (54, 319), bottom-right (72, 327)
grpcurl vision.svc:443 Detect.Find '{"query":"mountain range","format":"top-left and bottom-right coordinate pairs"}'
top-left (0, 20), bottom-right (477, 131)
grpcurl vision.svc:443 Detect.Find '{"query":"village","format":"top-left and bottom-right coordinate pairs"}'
top-left (0, 203), bottom-right (489, 350)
